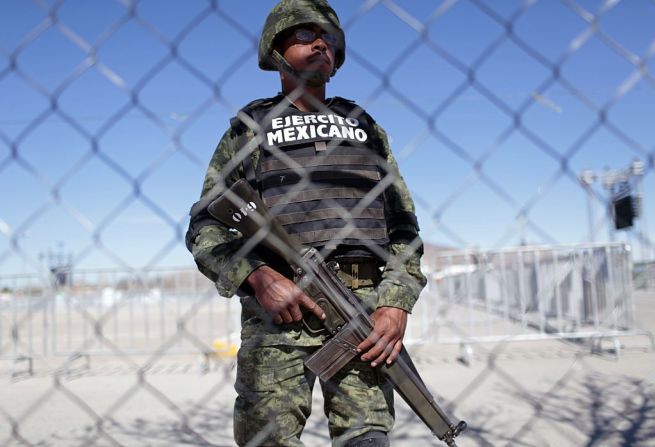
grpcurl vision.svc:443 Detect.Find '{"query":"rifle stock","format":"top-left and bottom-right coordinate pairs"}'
top-left (207, 180), bottom-right (304, 260)
top-left (205, 178), bottom-right (466, 446)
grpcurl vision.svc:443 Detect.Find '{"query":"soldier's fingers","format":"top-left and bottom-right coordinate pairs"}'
top-left (289, 303), bottom-right (303, 322)
top-left (357, 330), bottom-right (381, 356)
top-left (360, 336), bottom-right (387, 362)
top-left (273, 314), bottom-right (283, 325)
top-left (299, 295), bottom-right (326, 320)
top-left (386, 340), bottom-right (403, 365)
top-left (278, 309), bottom-right (293, 324)
top-left (371, 340), bottom-right (395, 368)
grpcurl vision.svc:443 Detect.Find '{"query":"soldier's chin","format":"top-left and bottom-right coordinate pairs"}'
top-left (298, 71), bottom-right (330, 87)
top-left (305, 59), bottom-right (332, 74)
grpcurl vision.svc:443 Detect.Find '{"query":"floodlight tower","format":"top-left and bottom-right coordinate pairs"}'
top-left (630, 159), bottom-right (649, 260)
top-left (579, 158), bottom-right (650, 261)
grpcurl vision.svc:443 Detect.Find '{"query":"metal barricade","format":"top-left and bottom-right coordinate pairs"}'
top-left (405, 243), bottom-right (639, 345)
top-left (1, 268), bottom-right (240, 368)
top-left (0, 273), bottom-right (51, 376)
top-left (634, 261), bottom-right (655, 290)
top-left (3, 245), bottom-right (642, 369)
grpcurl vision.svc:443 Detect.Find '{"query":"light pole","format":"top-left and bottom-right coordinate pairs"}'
top-left (578, 170), bottom-right (597, 243)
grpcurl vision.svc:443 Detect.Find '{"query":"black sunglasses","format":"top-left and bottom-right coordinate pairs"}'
top-left (291, 28), bottom-right (338, 47)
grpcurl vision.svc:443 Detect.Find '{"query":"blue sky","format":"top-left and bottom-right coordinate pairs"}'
top-left (1, 0), bottom-right (654, 276)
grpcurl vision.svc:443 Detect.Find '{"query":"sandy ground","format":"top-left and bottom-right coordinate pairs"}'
top-left (1, 291), bottom-right (654, 446)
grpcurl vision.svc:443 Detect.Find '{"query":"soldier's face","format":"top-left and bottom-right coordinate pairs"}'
top-left (278, 24), bottom-right (336, 79)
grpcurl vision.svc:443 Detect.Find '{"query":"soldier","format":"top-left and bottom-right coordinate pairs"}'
top-left (186, 1), bottom-right (426, 445)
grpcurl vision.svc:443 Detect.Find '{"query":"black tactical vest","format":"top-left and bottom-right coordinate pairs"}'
top-left (232, 96), bottom-right (390, 262)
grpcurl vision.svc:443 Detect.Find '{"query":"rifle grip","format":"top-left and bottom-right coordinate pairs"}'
top-left (298, 277), bottom-right (345, 336)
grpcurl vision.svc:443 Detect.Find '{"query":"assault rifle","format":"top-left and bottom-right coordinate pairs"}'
top-left (197, 179), bottom-right (466, 446)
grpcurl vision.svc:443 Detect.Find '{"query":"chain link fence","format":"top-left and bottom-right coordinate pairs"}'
top-left (1, 0), bottom-right (655, 446)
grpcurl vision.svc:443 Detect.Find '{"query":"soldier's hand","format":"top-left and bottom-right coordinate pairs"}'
top-left (357, 306), bottom-right (407, 367)
top-left (246, 265), bottom-right (326, 324)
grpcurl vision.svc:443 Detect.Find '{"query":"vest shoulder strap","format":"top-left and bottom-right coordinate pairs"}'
top-left (330, 96), bottom-right (377, 127)
top-left (229, 95), bottom-right (282, 136)
top-left (228, 95), bottom-right (282, 191)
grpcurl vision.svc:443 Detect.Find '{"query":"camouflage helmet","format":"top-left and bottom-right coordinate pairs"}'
top-left (258, 0), bottom-right (346, 74)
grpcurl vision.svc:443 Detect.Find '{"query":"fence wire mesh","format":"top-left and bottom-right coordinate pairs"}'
top-left (1, 0), bottom-right (655, 446)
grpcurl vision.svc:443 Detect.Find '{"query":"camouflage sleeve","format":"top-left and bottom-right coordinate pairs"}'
top-left (372, 123), bottom-right (427, 313)
top-left (187, 128), bottom-right (267, 298)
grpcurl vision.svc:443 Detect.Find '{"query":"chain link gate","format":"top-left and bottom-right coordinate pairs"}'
top-left (1, 1), bottom-right (654, 446)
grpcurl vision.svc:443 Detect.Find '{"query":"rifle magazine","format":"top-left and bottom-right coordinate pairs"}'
top-left (304, 322), bottom-right (361, 381)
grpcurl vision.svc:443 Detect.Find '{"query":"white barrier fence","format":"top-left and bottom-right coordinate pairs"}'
top-left (0, 243), bottom-right (648, 374)
top-left (0, 268), bottom-right (238, 375)
top-left (634, 261), bottom-right (655, 290)
top-left (406, 243), bottom-right (643, 349)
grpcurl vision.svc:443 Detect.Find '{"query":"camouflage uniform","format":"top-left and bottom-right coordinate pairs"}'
top-left (186, 1), bottom-right (426, 445)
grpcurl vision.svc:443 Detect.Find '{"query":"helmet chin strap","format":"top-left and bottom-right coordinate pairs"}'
top-left (271, 50), bottom-right (331, 87)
